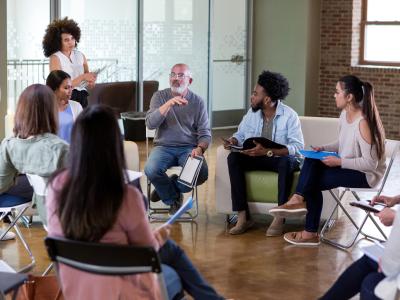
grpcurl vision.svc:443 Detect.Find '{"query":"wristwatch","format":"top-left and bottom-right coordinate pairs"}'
top-left (266, 150), bottom-right (274, 157)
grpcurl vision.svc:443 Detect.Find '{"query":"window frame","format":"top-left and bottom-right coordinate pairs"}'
top-left (360, 0), bottom-right (400, 66)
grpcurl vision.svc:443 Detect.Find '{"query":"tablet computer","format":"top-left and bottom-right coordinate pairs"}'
top-left (177, 155), bottom-right (204, 188)
top-left (349, 200), bottom-right (386, 213)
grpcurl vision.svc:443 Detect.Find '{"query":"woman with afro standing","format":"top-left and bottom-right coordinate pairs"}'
top-left (43, 17), bottom-right (96, 107)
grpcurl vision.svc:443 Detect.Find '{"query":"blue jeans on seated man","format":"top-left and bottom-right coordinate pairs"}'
top-left (320, 255), bottom-right (385, 300)
top-left (144, 146), bottom-right (208, 205)
top-left (159, 239), bottom-right (223, 300)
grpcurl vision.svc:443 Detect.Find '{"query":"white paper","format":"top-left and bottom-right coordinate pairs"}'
top-left (361, 242), bottom-right (385, 262)
top-left (26, 174), bottom-right (47, 196)
top-left (0, 260), bottom-right (16, 273)
top-left (126, 170), bottom-right (142, 182)
top-left (164, 197), bottom-right (194, 225)
top-left (179, 157), bottom-right (202, 185)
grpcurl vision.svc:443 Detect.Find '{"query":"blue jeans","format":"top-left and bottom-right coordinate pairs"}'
top-left (295, 158), bottom-right (370, 232)
top-left (144, 146), bottom-right (208, 205)
top-left (159, 240), bottom-right (223, 300)
top-left (162, 264), bottom-right (183, 300)
top-left (320, 255), bottom-right (385, 300)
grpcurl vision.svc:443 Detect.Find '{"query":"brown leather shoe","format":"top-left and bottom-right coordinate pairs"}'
top-left (283, 231), bottom-right (320, 246)
top-left (268, 202), bottom-right (307, 218)
top-left (229, 220), bottom-right (255, 235)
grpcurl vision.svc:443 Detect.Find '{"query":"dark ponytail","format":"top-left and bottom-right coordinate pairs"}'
top-left (339, 75), bottom-right (385, 160)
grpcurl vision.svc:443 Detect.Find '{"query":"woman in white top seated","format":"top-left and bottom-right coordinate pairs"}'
top-left (46, 70), bottom-right (83, 144)
top-left (269, 75), bottom-right (386, 246)
top-left (43, 17), bottom-right (96, 107)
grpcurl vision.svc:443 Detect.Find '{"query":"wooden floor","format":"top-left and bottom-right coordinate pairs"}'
top-left (1, 129), bottom-right (398, 300)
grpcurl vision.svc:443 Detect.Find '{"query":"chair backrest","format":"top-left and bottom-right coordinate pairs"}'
top-left (146, 127), bottom-right (156, 159)
top-left (299, 116), bottom-right (339, 149)
top-left (45, 236), bottom-right (168, 299)
top-left (88, 80), bottom-right (159, 114)
top-left (123, 140), bottom-right (140, 171)
top-left (376, 139), bottom-right (400, 194)
top-left (89, 81), bottom-right (137, 114)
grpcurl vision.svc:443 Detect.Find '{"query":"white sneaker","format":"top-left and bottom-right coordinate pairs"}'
top-left (0, 231), bottom-right (16, 241)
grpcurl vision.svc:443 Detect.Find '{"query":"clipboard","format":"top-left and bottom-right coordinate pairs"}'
top-left (164, 197), bottom-right (194, 225)
top-left (299, 150), bottom-right (340, 160)
top-left (349, 200), bottom-right (386, 213)
top-left (177, 155), bottom-right (204, 188)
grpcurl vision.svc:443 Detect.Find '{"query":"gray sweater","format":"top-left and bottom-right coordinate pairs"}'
top-left (145, 88), bottom-right (211, 147)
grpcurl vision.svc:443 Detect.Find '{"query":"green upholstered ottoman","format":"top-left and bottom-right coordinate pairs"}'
top-left (246, 171), bottom-right (300, 204)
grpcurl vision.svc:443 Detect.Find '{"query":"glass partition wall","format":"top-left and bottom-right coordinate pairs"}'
top-left (4, 0), bottom-right (251, 130)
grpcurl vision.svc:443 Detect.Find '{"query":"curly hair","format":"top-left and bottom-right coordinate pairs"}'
top-left (42, 17), bottom-right (81, 57)
top-left (257, 70), bottom-right (290, 102)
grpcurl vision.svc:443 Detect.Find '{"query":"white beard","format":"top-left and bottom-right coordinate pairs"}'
top-left (171, 85), bottom-right (186, 95)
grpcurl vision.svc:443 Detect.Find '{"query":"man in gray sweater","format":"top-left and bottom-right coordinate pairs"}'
top-left (144, 63), bottom-right (211, 214)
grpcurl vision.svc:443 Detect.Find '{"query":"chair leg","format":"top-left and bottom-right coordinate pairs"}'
top-left (157, 273), bottom-right (170, 300)
top-left (42, 262), bottom-right (54, 276)
top-left (20, 216), bottom-right (32, 228)
top-left (4, 208), bottom-right (36, 272)
top-left (147, 169), bottom-right (200, 222)
top-left (320, 189), bottom-right (387, 250)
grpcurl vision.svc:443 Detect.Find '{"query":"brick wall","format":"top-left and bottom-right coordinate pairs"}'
top-left (319, 0), bottom-right (400, 139)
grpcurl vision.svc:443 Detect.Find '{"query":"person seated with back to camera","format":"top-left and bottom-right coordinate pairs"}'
top-left (0, 84), bottom-right (68, 236)
top-left (144, 63), bottom-right (210, 215)
top-left (320, 194), bottom-right (400, 300)
top-left (223, 70), bottom-right (304, 236)
top-left (46, 104), bottom-right (226, 300)
top-left (269, 75), bottom-right (386, 246)
top-left (46, 70), bottom-right (83, 144)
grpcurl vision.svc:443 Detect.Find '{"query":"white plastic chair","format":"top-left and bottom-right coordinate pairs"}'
top-left (145, 127), bottom-right (199, 222)
top-left (320, 139), bottom-right (400, 250)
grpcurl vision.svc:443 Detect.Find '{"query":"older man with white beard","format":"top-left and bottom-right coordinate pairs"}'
top-left (144, 63), bottom-right (211, 214)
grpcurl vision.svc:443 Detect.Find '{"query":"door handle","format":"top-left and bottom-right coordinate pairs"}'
top-left (213, 54), bottom-right (247, 65)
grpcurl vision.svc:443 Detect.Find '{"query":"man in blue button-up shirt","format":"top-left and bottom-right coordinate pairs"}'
top-left (223, 70), bottom-right (304, 236)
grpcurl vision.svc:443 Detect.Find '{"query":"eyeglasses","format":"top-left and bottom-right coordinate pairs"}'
top-left (169, 72), bottom-right (189, 79)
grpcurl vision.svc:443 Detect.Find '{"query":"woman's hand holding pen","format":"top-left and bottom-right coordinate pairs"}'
top-left (371, 195), bottom-right (400, 207)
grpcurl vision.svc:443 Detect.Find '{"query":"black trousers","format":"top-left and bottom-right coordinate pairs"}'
top-left (71, 89), bottom-right (89, 108)
top-left (227, 152), bottom-right (300, 219)
top-left (4, 175), bottom-right (33, 199)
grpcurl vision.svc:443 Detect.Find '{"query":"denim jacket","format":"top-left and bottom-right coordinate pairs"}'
top-left (233, 100), bottom-right (304, 156)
